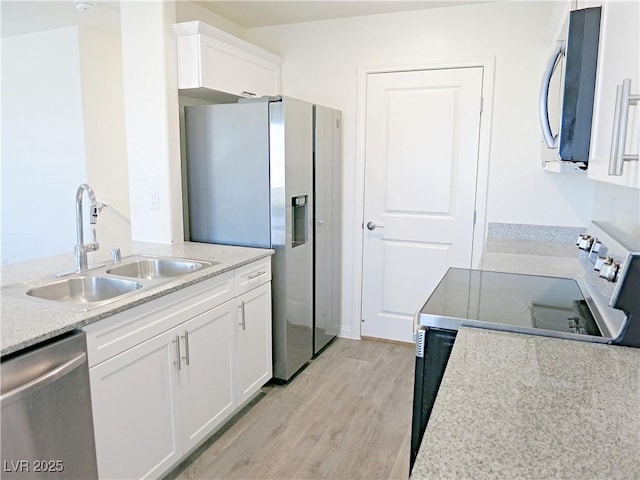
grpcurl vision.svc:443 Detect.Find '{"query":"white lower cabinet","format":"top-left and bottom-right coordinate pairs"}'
top-left (89, 328), bottom-right (182, 480)
top-left (84, 258), bottom-right (272, 479)
top-left (177, 301), bottom-right (236, 452)
top-left (236, 282), bottom-right (272, 405)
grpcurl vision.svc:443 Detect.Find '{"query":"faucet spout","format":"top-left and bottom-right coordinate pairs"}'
top-left (75, 183), bottom-right (100, 271)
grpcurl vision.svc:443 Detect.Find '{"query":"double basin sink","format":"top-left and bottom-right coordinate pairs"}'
top-left (3, 255), bottom-right (218, 311)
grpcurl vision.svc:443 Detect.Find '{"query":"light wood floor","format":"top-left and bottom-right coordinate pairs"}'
top-left (167, 338), bottom-right (415, 480)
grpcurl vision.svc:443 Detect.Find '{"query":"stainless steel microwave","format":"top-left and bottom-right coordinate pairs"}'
top-left (539, 6), bottom-right (601, 168)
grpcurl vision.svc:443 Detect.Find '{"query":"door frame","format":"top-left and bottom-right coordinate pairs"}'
top-left (351, 56), bottom-right (496, 340)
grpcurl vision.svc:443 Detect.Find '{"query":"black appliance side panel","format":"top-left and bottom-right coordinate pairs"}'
top-left (410, 328), bottom-right (457, 471)
top-left (613, 254), bottom-right (640, 347)
top-left (559, 6), bottom-right (601, 163)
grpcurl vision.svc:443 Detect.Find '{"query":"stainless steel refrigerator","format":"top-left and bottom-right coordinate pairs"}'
top-left (313, 105), bottom-right (342, 355)
top-left (184, 97), bottom-right (315, 382)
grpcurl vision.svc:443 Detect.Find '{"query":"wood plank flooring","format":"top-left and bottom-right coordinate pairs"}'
top-left (167, 338), bottom-right (415, 480)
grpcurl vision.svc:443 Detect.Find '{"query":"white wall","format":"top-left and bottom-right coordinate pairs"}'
top-left (80, 26), bottom-right (130, 218)
top-left (79, 26), bottom-right (132, 259)
top-left (591, 182), bottom-right (640, 240)
top-left (175, 1), bottom-right (248, 40)
top-left (120, 1), bottom-right (183, 245)
top-left (245, 1), bottom-right (595, 226)
top-left (1, 27), bottom-right (87, 264)
top-left (1, 24), bottom-right (132, 266)
top-left (242, 1), bottom-right (598, 337)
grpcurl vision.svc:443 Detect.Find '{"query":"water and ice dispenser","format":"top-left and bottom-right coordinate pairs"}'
top-left (292, 195), bottom-right (308, 248)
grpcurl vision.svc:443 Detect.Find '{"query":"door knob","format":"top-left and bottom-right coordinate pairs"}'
top-left (366, 221), bottom-right (384, 231)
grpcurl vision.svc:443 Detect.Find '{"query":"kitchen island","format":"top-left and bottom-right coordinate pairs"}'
top-left (412, 326), bottom-right (640, 479)
top-left (1, 241), bottom-right (273, 356)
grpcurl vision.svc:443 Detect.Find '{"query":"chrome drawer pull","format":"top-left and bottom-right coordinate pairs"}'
top-left (238, 301), bottom-right (246, 330)
top-left (248, 271), bottom-right (265, 280)
top-left (173, 335), bottom-right (181, 371)
top-left (181, 330), bottom-right (190, 366)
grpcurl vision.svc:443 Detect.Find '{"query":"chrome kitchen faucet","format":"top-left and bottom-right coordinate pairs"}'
top-left (75, 183), bottom-right (100, 271)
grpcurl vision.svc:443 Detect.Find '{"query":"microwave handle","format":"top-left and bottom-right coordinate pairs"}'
top-left (539, 40), bottom-right (565, 149)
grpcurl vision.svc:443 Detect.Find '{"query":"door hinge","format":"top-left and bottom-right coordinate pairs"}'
top-left (479, 97), bottom-right (483, 113)
top-left (473, 210), bottom-right (477, 225)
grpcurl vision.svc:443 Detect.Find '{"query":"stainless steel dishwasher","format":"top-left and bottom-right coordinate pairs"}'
top-left (1, 331), bottom-right (98, 479)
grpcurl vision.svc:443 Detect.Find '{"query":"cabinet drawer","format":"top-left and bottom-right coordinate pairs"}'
top-left (235, 258), bottom-right (271, 295)
top-left (84, 272), bottom-right (234, 367)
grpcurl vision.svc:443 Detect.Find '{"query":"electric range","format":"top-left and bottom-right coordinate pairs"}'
top-left (415, 221), bottom-right (638, 345)
top-left (410, 221), bottom-right (640, 470)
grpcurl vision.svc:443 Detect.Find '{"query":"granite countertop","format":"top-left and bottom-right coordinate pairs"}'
top-left (479, 222), bottom-right (585, 279)
top-left (412, 327), bottom-right (640, 479)
top-left (1, 241), bottom-right (274, 357)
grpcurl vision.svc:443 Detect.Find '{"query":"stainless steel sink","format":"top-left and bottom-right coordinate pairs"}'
top-left (2, 254), bottom-right (218, 311)
top-left (26, 276), bottom-right (142, 305)
top-left (106, 257), bottom-right (215, 279)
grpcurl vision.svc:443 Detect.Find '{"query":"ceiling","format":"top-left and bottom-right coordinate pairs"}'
top-left (0, 1), bottom-right (121, 38)
top-left (194, 1), bottom-right (492, 29)
top-left (0, 0), bottom-right (493, 38)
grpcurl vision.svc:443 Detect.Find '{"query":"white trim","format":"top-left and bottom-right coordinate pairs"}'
top-left (336, 325), bottom-right (353, 339)
top-left (351, 56), bottom-right (496, 340)
top-left (173, 21), bottom-right (284, 65)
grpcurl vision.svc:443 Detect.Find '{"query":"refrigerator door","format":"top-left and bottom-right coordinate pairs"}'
top-left (270, 98), bottom-right (315, 381)
top-left (184, 102), bottom-right (271, 248)
top-left (313, 105), bottom-right (342, 354)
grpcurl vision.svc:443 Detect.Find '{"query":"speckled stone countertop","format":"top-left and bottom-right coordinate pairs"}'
top-left (412, 327), bottom-right (640, 479)
top-left (480, 223), bottom-right (585, 278)
top-left (1, 241), bottom-right (273, 357)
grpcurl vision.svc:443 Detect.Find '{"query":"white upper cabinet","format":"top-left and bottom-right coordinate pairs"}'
top-left (583, 1), bottom-right (639, 188)
top-left (174, 21), bottom-right (283, 101)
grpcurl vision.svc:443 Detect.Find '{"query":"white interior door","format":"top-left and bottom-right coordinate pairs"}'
top-left (361, 67), bottom-right (483, 343)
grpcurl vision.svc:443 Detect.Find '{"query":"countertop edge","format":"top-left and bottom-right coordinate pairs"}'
top-left (1, 244), bottom-right (274, 357)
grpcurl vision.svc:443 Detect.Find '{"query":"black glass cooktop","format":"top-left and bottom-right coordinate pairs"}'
top-left (418, 268), bottom-right (605, 339)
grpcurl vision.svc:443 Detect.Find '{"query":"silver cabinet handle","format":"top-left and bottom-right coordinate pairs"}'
top-left (173, 335), bottom-right (181, 371)
top-left (366, 221), bottom-right (385, 231)
top-left (609, 83), bottom-right (625, 175)
top-left (609, 79), bottom-right (640, 176)
top-left (248, 271), bottom-right (265, 280)
top-left (181, 330), bottom-right (190, 366)
top-left (238, 301), bottom-right (246, 330)
top-left (241, 91), bottom-right (256, 97)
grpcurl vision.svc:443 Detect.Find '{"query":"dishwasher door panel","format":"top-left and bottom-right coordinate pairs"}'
top-left (1, 332), bottom-right (98, 480)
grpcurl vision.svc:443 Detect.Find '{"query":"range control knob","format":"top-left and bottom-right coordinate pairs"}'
top-left (598, 258), bottom-right (620, 282)
top-left (577, 234), bottom-right (593, 251)
top-left (593, 256), bottom-right (607, 272)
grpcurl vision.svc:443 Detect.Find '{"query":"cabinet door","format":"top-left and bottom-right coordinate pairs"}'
top-left (178, 300), bottom-right (237, 452)
top-left (586, 0), bottom-right (639, 188)
top-left (236, 282), bottom-right (272, 405)
top-left (89, 332), bottom-right (182, 480)
top-left (200, 35), bottom-right (279, 98)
